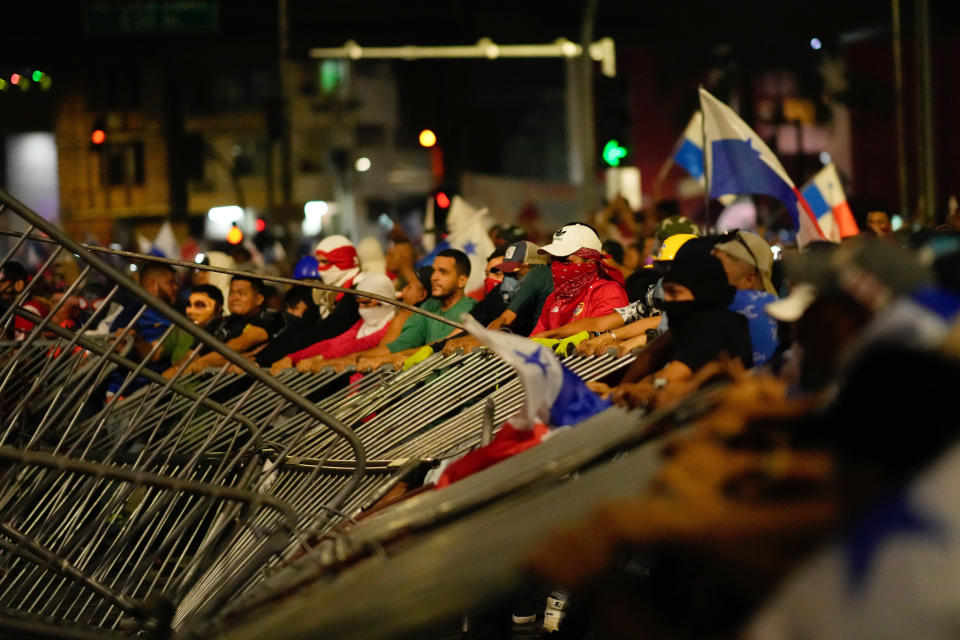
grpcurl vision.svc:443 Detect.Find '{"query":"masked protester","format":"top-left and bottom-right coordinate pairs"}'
top-left (254, 237), bottom-right (364, 367)
top-left (313, 235), bottom-right (361, 318)
top-left (273, 275), bottom-right (398, 373)
top-left (531, 223), bottom-right (628, 335)
top-left (611, 252), bottom-right (753, 409)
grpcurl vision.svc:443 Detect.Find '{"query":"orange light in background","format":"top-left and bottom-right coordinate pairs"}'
top-left (226, 224), bottom-right (244, 245)
top-left (419, 129), bottom-right (437, 148)
top-left (91, 129), bottom-right (106, 145)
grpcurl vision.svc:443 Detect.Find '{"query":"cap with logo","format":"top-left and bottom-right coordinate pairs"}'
top-left (714, 230), bottom-right (777, 295)
top-left (539, 223), bottom-right (603, 257)
top-left (494, 240), bottom-right (548, 273)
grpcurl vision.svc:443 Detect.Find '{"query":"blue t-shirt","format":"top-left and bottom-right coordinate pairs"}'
top-left (728, 289), bottom-right (779, 366)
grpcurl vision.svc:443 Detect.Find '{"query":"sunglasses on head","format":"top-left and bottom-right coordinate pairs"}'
top-left (721, 230), bottom-right (759, 271)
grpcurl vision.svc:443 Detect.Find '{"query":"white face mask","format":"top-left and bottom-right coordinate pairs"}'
top-left (357, 303), bottom-right (395, 337)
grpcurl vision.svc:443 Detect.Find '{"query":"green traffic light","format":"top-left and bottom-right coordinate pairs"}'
top-left (602, 139), bottom-right (628, 167)
top-left (32, 70), bottom-right (43, 82)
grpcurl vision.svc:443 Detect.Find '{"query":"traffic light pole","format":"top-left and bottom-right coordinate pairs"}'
top-left (310, 36), bottom-right (616, 216)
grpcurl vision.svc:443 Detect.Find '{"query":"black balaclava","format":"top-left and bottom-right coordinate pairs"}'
top-left (661, 252), bottom-right (735, 330)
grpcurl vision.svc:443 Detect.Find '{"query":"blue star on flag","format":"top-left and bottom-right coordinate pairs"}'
top-left (462, 241), bottom-right (477, 256)
top-left (514, 348), bottom-right (548, 375)
top-left (844, 492), bottom-right (945, 593)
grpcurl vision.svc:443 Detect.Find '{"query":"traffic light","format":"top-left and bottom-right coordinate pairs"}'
top-left (91, 117), bottom-right (107, 149)
top-left (226, 223), bottom-right (244, 245)
top-left (602, 139), bottom-right (628, 167)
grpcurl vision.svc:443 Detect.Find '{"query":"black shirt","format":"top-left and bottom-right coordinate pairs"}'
top-left (255, 294), bottom-right (360, 366)
top-left (669, 308), bottom-right (753, 371)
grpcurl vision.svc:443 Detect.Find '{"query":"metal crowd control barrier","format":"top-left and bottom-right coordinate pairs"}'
top-left (197, 384), bottom-right (726, 640)
top-left (0, 187), bottom-right (644, 639)
top-left (0, 189), bottom-right (363, 638)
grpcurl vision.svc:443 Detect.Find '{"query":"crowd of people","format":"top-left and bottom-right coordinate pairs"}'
top-left (3, 194), bottom-right (960, 638)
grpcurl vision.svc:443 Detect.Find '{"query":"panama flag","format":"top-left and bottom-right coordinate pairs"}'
top-left (800, 163), bottom-right (859, 242)
top-left (674, 110), bottom-right (705, 180)
top-left (435, 315), bottom-right (611, 488)
top-left (700, 88), bottom-right (825, 248)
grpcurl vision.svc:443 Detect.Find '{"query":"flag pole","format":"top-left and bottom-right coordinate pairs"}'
top-left (699, 85), bottom-right (711, 227)
top-left (653, 137), bottom-right (682, 201)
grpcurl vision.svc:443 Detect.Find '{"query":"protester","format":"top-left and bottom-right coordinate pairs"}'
top-left (316, 268), bottom-right (430, 373)
top-left (312, 235), bottom-right (362, 318)
top-left (172, 275), bottom-right (283, 376)
top-left (282, 285), bottom-right (318, 322)
top-left (865, 210), bottom-right (893, 238)
top-left (713, 230), bottom-right (781, 366)
top-left (337, 249), bottom-right (475, 371)
top-left (608, 251), bottom-right (752, 409)
top-left (158, 284), bottom-right (224, 367)
top-left (467, 249), bottom-right (508, 326)
top-left (530, 223), bottom-right (628, 335)
top-left (110, 263), bottom-right (179, 357)
top-left (534, 233), bottom-right (698, 357)
top-left (270, 274), bottom-right (398, 374)
top-left (0, 261), bottom-right (50, 340)
top-left (254, 242), bottom-right (362, 368)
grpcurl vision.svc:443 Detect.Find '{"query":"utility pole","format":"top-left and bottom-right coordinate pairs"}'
top-left (578, 0), bottom-right (601, 216)
top-left (914, 0), bottom-right (937, 223)
top-left (891, 0), bottom-right (909, 215)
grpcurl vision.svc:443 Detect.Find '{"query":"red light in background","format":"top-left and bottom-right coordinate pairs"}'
top-left (435, 192), bottom-right (450, 209)
top-left (10, 73), bottom-right (21, 85)
top-left (254, 218), bottom-right (266, 232)
top-left (91, 129), bottom-right (106, 145)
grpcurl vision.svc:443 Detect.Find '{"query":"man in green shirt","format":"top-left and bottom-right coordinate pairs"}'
top-left (354, 249), bottom-right (476, 370)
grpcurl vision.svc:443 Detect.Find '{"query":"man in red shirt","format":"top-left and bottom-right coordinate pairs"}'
top-left (531, 223), bottom-right (628, 335)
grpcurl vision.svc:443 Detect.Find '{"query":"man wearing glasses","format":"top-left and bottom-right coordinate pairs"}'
top-left (711, 230), bottom-right (780, 366)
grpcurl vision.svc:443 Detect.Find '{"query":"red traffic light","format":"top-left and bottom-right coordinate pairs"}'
top-left (91, 129), bottom-right (106, 145)
top-left (435, 192), bottom-right (450, 209)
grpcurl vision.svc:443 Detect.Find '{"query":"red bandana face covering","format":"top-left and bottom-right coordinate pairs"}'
top-left (550, 248), bottom-right (623, 302)
top-left (551, 259), bottom-right (600, 302)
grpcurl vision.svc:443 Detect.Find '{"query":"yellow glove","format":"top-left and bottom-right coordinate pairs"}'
top-left (402, 345), bottom-right (434, 370)
top-left (531, 337), bottom-right (560, 350)
top-left (555, 331), bottom-right (590, 357)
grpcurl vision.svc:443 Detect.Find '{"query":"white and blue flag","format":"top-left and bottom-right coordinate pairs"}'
top-left (699, 88), bottom-right (825, 248)
top-left (674, 110), bottom-right (705, 180)
top-left (462, 315), bottom-right (610, 429)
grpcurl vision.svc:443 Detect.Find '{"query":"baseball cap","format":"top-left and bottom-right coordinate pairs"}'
top-left (494, 240), bottom-right (548, 273)
top-left (539, 223), bottom-right (602, 257)
top-left (655, 216), bottom-right (699, 243)
top-left (714, 230), bottom-right (777, 295)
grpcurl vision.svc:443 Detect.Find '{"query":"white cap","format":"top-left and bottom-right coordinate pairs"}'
top-left (764, 283), bottom-right (817, 322)
top-left (539, 223), bottom-right (602, 257)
